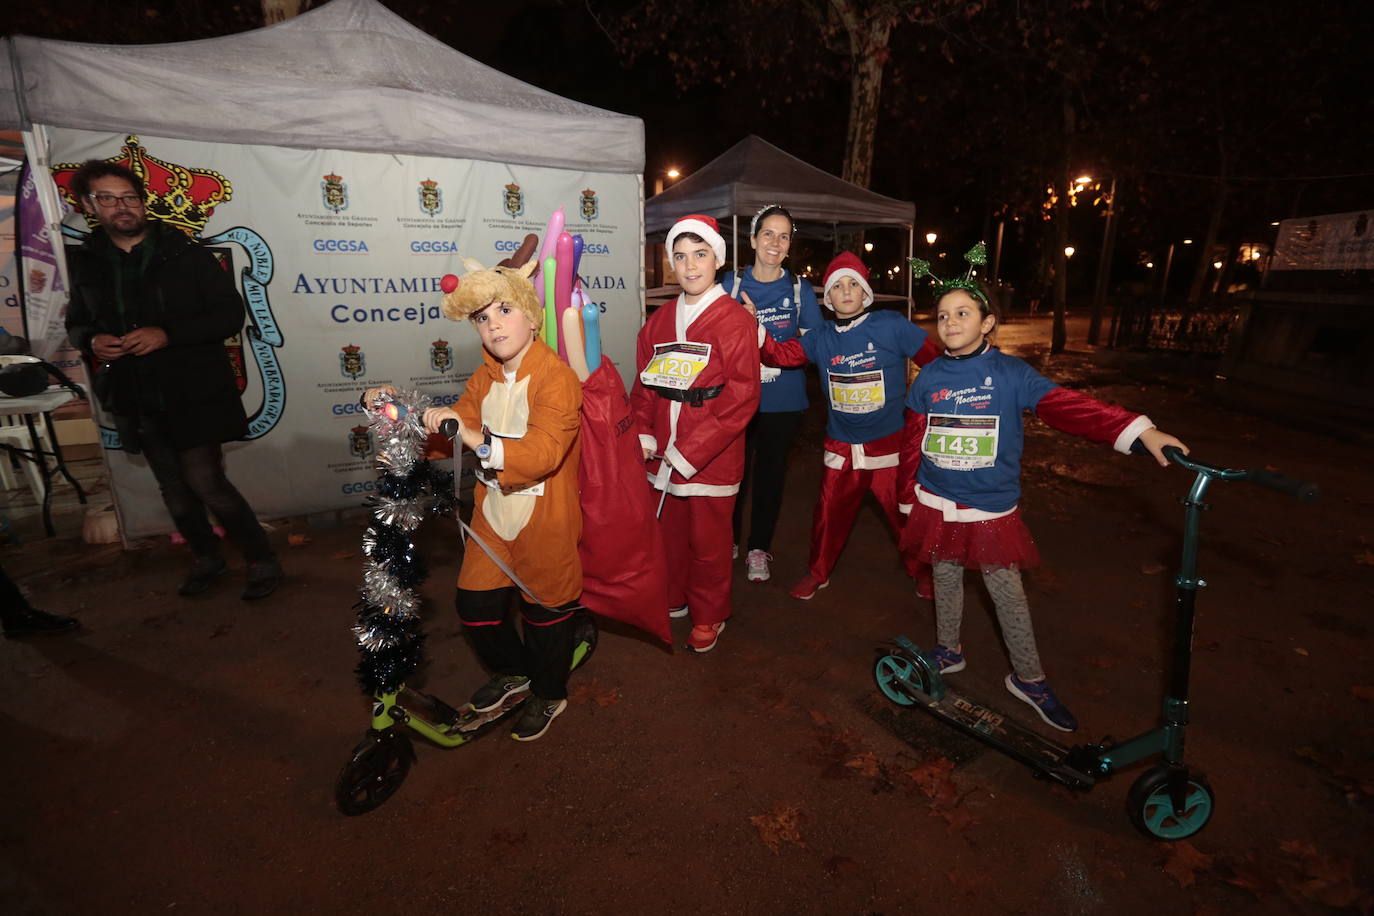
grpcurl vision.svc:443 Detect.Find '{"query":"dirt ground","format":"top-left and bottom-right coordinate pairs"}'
top-left (2, 317), bottom-right (1371, 915)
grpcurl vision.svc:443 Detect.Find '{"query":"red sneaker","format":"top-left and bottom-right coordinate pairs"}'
top-left (789, 573), bottom-right (829, 600)
top-left (686, 621), bottom-right (725, 653)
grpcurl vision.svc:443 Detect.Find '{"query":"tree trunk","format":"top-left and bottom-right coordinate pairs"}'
top-left (261, 0), bottom-right (305, 25)
top-left (831, 0), bottom-right (891, 190)
top-left (1185, 181), bottom-right (1229, 306)
top-left (1051, 86), bottom-right (1075, 354)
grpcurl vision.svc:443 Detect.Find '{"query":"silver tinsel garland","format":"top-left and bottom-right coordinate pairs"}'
top-left (352, 388), bottom-right (447, 694)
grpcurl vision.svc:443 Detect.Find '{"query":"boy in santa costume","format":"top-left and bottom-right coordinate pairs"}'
top-left (752, 252), bottom-right (941, 601)
top-left (631, 215), bottom-right (761, 653)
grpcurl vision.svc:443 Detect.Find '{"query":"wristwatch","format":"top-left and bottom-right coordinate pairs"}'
top-left (475, 427), bottom-right (493, 461)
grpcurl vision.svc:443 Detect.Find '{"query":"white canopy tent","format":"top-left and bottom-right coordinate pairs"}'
top-left (646, 135), bottom-right (916, 311)
top-left (1, 0), bottom-right (643, 171)
top-left (0, 0), bottom-right (647, 539)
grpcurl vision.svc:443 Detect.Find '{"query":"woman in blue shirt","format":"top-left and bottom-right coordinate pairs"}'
top-left (728, 205), bottom-right (823, 583)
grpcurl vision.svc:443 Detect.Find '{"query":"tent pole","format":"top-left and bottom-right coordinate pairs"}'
top-left (907, 225), bottom-right (914, 321)
top-left (731, 214), bottom-right (738, 273)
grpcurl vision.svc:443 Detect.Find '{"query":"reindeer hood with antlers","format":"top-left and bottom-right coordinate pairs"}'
top-left (440, 256), bottom-right (543, 331)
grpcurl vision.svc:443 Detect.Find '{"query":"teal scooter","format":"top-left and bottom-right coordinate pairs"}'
top-left (874, 446), bottom-right (1318, 840)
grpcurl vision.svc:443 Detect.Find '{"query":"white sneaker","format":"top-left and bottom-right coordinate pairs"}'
top-left (745, 549), bottom-right (772, 582)
top-left (669, 604), bottom-right (690, 619)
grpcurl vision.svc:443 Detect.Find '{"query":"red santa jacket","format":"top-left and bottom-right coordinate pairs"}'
top-left (630, 286), bottom-right (761, 496)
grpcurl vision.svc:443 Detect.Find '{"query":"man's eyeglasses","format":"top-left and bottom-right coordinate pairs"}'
top-left (87, 192), bottom-right (145, 209)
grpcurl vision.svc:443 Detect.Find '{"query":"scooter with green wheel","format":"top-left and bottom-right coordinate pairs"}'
top-left (873, 445), bottom-right (1318, 840)
top-left (334, 401), bottom-right (598, 816)
top-left (335, 615), bottom-right (598, 816)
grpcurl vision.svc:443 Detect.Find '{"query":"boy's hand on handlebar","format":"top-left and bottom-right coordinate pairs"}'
top-left (361, 385), bottom-right (398, 407)
top-left (423, 407), bottom-right (461, 436)
top-left (1139, 428), bottom-right (1189, 467)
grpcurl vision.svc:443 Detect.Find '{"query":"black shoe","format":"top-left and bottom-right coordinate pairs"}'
top-left (510, 697), bottom-right (567, 742)
top-left (2, 607), bottom-right (81, 639)
top-left (178, 555), bottom-right (227, 597)
top-left (241, 559), bottom-right (282, 601)
top-left (468, 674), bottom-right (531, 713)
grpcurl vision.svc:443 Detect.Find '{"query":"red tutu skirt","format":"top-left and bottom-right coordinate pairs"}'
top-left (900, 500), bottom-right (1040, 570)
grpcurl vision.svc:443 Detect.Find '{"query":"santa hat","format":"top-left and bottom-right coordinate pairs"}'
top-left (665, 214), bottom-right (727, 267)
top-left (822, 251), bottom-right (874, 310)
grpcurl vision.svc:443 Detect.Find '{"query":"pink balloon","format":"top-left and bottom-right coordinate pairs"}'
top-left (531, 207), bottom-right (566, 283)
top-left (554, 233), bottom-right (575, 361)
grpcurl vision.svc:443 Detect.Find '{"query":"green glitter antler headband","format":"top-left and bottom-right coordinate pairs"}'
top-left (909, 242), bottom-right (988, 304)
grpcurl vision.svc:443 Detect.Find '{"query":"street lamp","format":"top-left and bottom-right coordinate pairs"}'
top-left (864, 242), bottom-right (874, 252)
top-left (925, 232), bottom-right (938, 245)
top-left (1064, 246), bottom-right (1076, 258)
top-left (666, 168), bottom-right (680, 180)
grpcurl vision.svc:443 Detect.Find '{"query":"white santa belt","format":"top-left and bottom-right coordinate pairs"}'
top-left (822, 443), bottom-right (899, 471)
top-left (912, 485), bottom-right (1016, 523)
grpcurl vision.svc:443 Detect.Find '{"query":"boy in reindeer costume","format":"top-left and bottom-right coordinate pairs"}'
top-left (631, 215), bottom-right (761, 653)
top-left (369, 256), bottom-right (582, 741)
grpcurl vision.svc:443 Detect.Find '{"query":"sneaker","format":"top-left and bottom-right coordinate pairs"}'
top-left (686, 621), bottom-right (726, 653)
top-left (745, 549), bottom-right (772, 582)
top-left (1005, 674), bottom-right (1078, 732)
top-left (668, 604), bottom-right (690, 619)
top-left (2, 607), bottom-right (81, 639)
top-left (510, 697), bottom-right (567, 742)
top-left (469, 674), bottom-right (531, 713)
top-left (177, 554), bottom-right (226, 597)
top-left (241, 558), bottom-right (283, 601)
top-left (926, 644), bottom-right (966, 674)
top-left (788, 573), bottom-right (829, 600)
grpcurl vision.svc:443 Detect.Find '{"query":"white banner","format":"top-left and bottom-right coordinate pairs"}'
top-left (43, 127), bottom-right (644, 538)
top-left (1271, 210), bottom-right (1374, 271)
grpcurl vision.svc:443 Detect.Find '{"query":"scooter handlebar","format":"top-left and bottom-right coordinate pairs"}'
top-left (1246, 466), bottom-right (1320, 502)
top-left (1152, 444), bottom-right (1319, 502)
top-left (440, 419), bottom-right (459, 438)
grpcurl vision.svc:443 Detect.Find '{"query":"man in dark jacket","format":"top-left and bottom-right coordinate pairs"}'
top-left (64, 161), bottom-right (281, 600)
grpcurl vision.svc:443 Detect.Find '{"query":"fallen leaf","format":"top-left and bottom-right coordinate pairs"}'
top-left (749, 802), bottom-right (805, 853)
top-left (287, 533), bottom-right (312, 547)
top-left (1293, 647), bottom-right (1309, 656)
top-left (331, 549), bottom-right (355, 560)
top-left (1353, 551), bottom-right (1374, 567)
top-left (1161, 840), bottom-right (1214, 888)
top-left (567, 678), bottom-right (621, 707)
top-left (1140, 562), bottom-right (1167, 575)
top-left (1351, 686), bottom-right (1374, 702)
top-left (844, 752), bottom-right (881, 778)
top-left (929, 803), bottom-right (976, 833)
top-left (808, 708), bottom-right (831, 726)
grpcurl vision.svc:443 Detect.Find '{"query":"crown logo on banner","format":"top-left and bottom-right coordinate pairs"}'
top-left (51, 135), bottom-right (233, 238)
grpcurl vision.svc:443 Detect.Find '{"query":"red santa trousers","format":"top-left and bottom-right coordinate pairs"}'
top-left (659, 491), bottom-right (735, 627)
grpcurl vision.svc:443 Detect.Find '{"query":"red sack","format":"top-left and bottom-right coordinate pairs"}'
top-left (577, 358), bottom-right (671, 643)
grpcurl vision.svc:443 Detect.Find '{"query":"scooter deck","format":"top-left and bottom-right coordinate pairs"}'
top-left (398, 685), bottom-right (527, 738)
top-left (907, 684), bottom-right (1096, 789)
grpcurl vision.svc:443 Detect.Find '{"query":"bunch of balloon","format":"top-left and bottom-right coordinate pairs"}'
top-left (528, 206), bottom-right (603, 382)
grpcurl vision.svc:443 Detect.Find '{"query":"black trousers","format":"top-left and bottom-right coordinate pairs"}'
top-left (456, 587), bottom-right (577, 701)
top-left (732, 409), bottom-right (805, 553)
top-left (0, 564), bottom-right (31, 624)
top-left (135, 417), bottom-right (273, 564)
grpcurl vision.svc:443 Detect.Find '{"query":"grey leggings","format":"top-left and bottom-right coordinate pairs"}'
top-left (932, 560), bottom-right (1044, 681)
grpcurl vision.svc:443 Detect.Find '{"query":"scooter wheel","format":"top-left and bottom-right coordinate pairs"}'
top-left (874, 653), bottom-right (926, 707)
top-left (1127, 765), bottom-right (1215, 841)
top-left (335, 730), bottom-right (413, 816)
top-left (571, 614), bottom-right (599, 671)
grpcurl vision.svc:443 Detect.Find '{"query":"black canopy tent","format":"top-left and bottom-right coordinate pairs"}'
top-left (645, 135), bottom-right (917, 312)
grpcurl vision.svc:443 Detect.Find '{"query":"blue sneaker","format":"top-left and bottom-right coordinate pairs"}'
top-left (1005, 674), bottom-right (1078, 732)
top-left (926, 645), bottom-right (966, 674)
